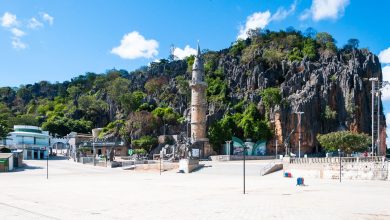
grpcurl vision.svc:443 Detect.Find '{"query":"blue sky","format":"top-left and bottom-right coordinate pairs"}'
top-left (1, 0), bottom-right (390, 144)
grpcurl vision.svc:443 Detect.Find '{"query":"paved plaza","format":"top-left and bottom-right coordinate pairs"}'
top-left (1, 158), bottom-right (390, 220)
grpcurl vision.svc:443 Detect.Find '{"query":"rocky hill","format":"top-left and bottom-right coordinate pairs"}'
top-left (0, 29), bottom-right (385, 155)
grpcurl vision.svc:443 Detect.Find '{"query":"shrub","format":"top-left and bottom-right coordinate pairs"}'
top-left (263, 48), bottom-right (285, 65)
top-left (132, 136), bottom-right (158, 152)
top-left (133, 148), bottom-right (147, 155)
top-left (323, 105), bottom-right (337, 120)
top-left (302, 38), bottom-right (317, 60)
top-left (317, 131), bottom-right (371, 154)
top-left (229, 40), bottom-right (246, 56)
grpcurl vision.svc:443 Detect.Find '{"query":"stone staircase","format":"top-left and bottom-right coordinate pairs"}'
top-left (259, 161), bottom-right (283, 176)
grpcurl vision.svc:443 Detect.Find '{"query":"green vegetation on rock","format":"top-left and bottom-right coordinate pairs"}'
top-left (317, 131), bottom-right (370, 154)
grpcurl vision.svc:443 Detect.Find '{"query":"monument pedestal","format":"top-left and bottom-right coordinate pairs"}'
top-left (179, 158), bottom-right (200, 173)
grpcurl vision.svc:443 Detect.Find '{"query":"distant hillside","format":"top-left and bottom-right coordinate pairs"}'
top-left (0, 28), bottom-right (385, 154)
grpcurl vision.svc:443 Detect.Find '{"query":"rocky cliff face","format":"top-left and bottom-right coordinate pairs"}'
top-left (127, 48), bottom-right (385, 155)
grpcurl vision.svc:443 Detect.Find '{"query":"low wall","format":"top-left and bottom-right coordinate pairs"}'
top-left (283, 157), bottom-right (388, 180)
top-left (179, 159), bottom-right (200, 173)
top-left (210, 155), bottom-right (276, 162)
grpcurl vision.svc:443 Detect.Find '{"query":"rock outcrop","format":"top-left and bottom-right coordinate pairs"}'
top-left (127, 49), bottom-right (386, 155)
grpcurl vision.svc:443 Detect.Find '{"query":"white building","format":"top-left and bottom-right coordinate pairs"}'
top-left (5, 125), bottom-right (50, 160)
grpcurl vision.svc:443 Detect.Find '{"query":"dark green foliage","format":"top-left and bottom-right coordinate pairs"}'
top-left (42, 116), bottom-right (92, 136)
top-left (238, 103), bottom-right (271, 140)
top-left (0, 120), bottom-right (10, 138)
top-left (317, 131), bottom-right (370, 154)
top-left (98, 120), bottom-right (126, 139)
top-left (186, 55), bottom-right (195, 73)
top-left (107, 78), bottom-right (131, 104)
top-left (288, 47), bottom-right (303, 61)
top-left (208, 103), bottom-right (272, 151)
top-left (229, 40), bottom-right (246, 56)
top-left (133, 148), bottom-right (147, 155)
top-left (152, 107), bottom-right (180, 124)
top-left (302, 38), bottom-right (317, 60)
top-left (119, 91), bottom-right (146, 114)
top-left (132, 135), bottom-right (158, 152)
top-left (323, 105), bottom-right (337, 120)
top-left (316, 32), bottom-right (337, 53)
top-left (206, 77), bottom-right (228, 103)
top-left (208, 114), bottom-right (236, 153)
top-left (260, 87), bottom-right (282, 118)
top-left (343, 38), bottom-right (359, 51)
top-left (263, 48), bottom-right (286, 65)
top-left (8, 114), bottom-right (39, 127)
top-left (78, 95), bottom-right (109, 126)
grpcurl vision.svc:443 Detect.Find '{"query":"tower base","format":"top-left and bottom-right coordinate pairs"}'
top-left (191, 139), bottom-right (215, 159)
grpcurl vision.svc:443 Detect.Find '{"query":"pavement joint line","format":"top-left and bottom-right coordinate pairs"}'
top-left (0, 201), bottom-right (62, 220)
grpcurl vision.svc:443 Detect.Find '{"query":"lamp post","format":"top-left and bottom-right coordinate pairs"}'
top-left (338, 148), bottom-right (341, 183)
top-left (46, 147), bottom-right (49, 180)
top-left (243, 144), bottom-right (246, 194)
top-left (295, 112), bottom-right (304, 158)
top-left (92, 138), bottom-right (96, 166)
top-left (369, 77), bottom-right (378, 156)
top-left (376, 90), bottom-right (380, 156)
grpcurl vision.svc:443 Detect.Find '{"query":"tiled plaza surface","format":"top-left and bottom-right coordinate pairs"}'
top-left (1, 158), bottom-right (389, 220)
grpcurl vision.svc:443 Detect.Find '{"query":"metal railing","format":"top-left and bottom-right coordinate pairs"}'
top-left (290, 156), bottom-right (385, 164)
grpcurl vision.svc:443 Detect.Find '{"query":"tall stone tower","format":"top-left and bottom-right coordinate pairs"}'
top-left (190, 43), bottom-right (208, 143)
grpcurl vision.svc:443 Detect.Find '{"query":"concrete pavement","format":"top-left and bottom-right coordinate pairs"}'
top-left (0, 158), bottom-right (389, 220)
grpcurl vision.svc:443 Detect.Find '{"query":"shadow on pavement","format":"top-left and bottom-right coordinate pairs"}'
top-left (11, 164), bottom-right (44, 172)
top-left (49, 156), bottom-right (70, 161)
top-left (191, 164), bottom-right (212, 173)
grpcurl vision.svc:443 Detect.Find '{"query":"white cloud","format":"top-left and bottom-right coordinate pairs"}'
top-left (387, 113), bottom-right (390, 126)
top-left (271, 1), bottom-right (297, 21)
top-left (173, 45), bottom-right (197, 60)
top-left (11, 28), bottom-right (25, 37)
top-left (11, 37), bottom-right (27, 49)
top-left (237, 1), bottom-right (297, 40)
top-left (28, 17), bottom-right (43, 29)
top-left (381, 65), bottom-right (390, 101)
top-left (238, 11), bottom-right (271, 40)
top-left (379, 47), bottom-right (390, 64)
top-left (1, 12), bottom-right (18, 28)
top-left (41, 13), bottom-right (54, 25)
top-left (300, 0), bottom-right (350, 21)
top-left (111, 31), bottom-right (159, 59)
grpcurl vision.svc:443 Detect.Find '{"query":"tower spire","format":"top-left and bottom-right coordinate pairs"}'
top-left (196, 40), bottom-right (201, 56)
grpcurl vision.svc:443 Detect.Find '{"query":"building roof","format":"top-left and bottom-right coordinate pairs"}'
top-left (0, 153), bottom-right (13, 159)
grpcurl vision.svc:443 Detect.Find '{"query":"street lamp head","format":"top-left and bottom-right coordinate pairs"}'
top-left (369, 77), bottom-right (378, 81)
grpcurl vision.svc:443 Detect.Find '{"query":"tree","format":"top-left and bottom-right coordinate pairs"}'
top-left (302, 38), bottom-right (317, 60)
top-left (208, 114), bottom-right (237, 153)
top-left (323, 105), bottom-right (337, 120)
top-left (126, 111), bottom-right (159, 137)
top-left (152, 107), bottom-right (180, 124)
top-left (108, 78), bottom-right (131, 104)
top-left (8, 114), bottom-right (39, 127)
top-left (42, 116), bottom-right (92, 136)
top-left (288, 47), bottom-right (303, 61)
top-left (316, 32), bottom-right (337, 53)
top-left (343, 38), bottom-right (359, 51)
top-left (317, 131), bottom-right (370, 154)
top-left (78, 95), bottom-right (109, 126)
top-left (260, 87), bottom-right (282, 118)
top-left (119, 91), bottom-right (146, 114)
top-left (0, 120), bottom-right (10, 139)
top-left (304, 27), bottom-right (317, 38)
top-left (237, 103), bottom-right (271, 140)
top-left (144, 77), bottom-right (168, 96)
top-left (132, 135), bottom-right (158, 152)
